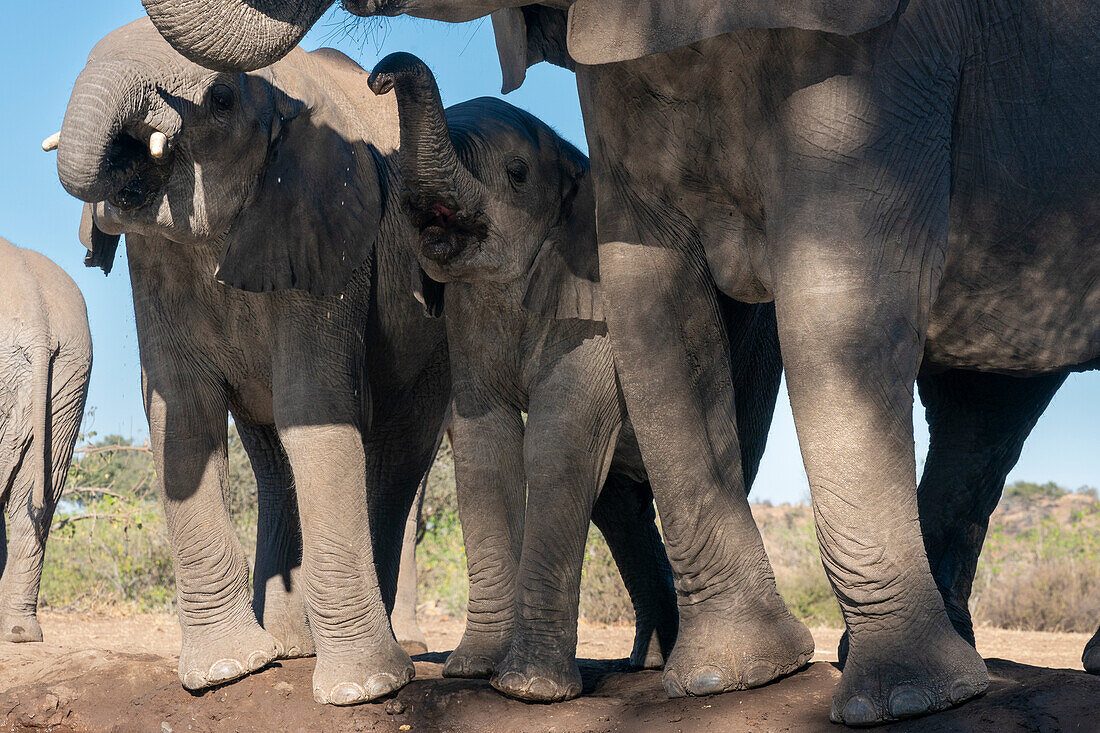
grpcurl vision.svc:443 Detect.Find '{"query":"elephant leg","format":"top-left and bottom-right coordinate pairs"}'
top-left (591, 475), bottom-right (678, 670)
top-left (237, 421), bottom-right (313, 659)
top-left (443, 401), bottom-right (526, 680)
top-left (390, 475), bottom-right (428, 656)
top-left (598, 238), bottom-right (812, 699)
top-left (834, 370), bottom-right (1066, 666)
top-left (147, 382), bottom-right (277, 690)
top-left (720, 297), bottom-right (783, 492)
top-left (272, 373), bottom-right (413, 704)
top-left (0, 451), bottom-right (46, 643)
top-left (918, 370), bottom-right (1066, 644)
top-left (490, 372), bottom-right (620, 703)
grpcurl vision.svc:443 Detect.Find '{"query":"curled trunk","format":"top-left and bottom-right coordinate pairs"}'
top-left (368, 52), bottom-right (486, 215)
top-left (142, 0), bottom-right (334, 72)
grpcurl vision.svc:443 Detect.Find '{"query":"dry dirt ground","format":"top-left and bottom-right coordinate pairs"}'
top-left (1, 609), bottom-right (1098, 732)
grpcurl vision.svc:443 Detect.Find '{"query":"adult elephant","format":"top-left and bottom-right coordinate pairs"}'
top-left (51, 19), bottom-right (450, 705)
top-left (139, 0), bottom-right (1100, 725)
top-left (0, 237), bottom-right (91, 643)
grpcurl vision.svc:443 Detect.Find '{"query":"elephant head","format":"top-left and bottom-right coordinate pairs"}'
top-left (54, 18), bottom-right (382, 296)
top-left (368, 52), bottom-right (599, 320)
top-left (140, 0), bottom-right (899, 75)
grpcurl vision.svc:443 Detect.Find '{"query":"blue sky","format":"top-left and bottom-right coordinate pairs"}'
top-left (1, 1), bottom-right (1095, 503)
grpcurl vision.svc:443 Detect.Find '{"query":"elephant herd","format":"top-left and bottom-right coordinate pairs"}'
top-left (0, 0), bottom-right (1096, 727)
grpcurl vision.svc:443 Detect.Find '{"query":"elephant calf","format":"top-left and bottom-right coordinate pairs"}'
top-left (52, 20), bottom-right (449, 704)
top-left (0, 237), bottom-right (91, 643)
top-left (367, 53), bottom-right (680, 703)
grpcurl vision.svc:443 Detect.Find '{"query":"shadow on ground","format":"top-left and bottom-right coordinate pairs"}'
top-left (1, 642), bottom-right (1097, 732)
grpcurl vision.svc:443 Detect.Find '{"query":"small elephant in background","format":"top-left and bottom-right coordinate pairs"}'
top-left (52, 20), bottom-right (449, 704)
top-left (368, 52), bottom-right (677, 703)
top-left (0, 237), bottom-right (91, 643)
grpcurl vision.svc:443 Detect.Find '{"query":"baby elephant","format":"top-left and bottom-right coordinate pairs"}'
top-left (0, 237), bottom-right (91, 642)
top-left (369, 53), bottom-right (678, 703)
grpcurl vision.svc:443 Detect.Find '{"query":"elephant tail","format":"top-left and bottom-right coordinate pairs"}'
top-left (29, 339), bottom-right (53, 511)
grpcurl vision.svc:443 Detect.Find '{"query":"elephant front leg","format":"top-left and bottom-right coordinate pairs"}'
top-left (237, 422), bottom-right (313, 659)
top-left (443, 402), bottom-right (526, 680)
top-left (148, 390), bottom-right (278, 690)
top-left (776, 266), bottom-right (987, 725)
top-left (600, 239), bottom-right (813, 698)
top-left (277, 420), bottom-right (412, 705)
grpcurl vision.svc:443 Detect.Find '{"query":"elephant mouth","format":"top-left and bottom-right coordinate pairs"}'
top-left (103, 133), bottom-right (174, 212)
top-left (405, 196), bottom-right (490, 263)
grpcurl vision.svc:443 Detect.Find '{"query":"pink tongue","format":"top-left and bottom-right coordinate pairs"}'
top-left (431, 203), bottom-right (457, 224)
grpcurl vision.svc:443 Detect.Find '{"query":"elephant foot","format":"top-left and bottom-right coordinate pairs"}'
top-left (178, 621), bottom-right (279, 691)
top-left (831, 622), bottom-right (987, 726)
top-left (630, 628), bottom-right (666, 670)
top-left (491, 650), bottom-right (582, 703)
top-left (312, 641), bottom-right (414, 705)
top-left (260, 603), bottom-right (315, 660)
top-left (0, 613), bottom-right (43, 643)
top-left (443, 630), bottom-right (511, 679)
top-left (1084, 632), bottom-right (1100, 674)
top-left (662, 609), bottom-right (813, 697)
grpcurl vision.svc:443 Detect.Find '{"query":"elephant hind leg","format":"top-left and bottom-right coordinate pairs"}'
top-left (0, 448), bottom-right (45, 643)
top-left (237, 421), bottom-right (313, 660)
top-left (390, 476), bottom-right (428, 656)
top-left (591, 475), bottom-right (677, 669)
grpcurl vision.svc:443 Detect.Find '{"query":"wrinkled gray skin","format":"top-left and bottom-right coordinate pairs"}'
top-left (367, 53), bottom-right (682, 702)
top-left (139, 0), bottom-right (1100, 725)
top-left (0, 238), bottom-right (91, 644)
top-left (54, 19), bottom-right (449, 705)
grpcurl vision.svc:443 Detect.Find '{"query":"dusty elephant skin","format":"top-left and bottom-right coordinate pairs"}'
top-left (0, 238), bottom-right (91, 645)
top-left (139, 0), bottom-right (1100, 727)
top-left (366, 52), bottom-right (694, 703)
top-left (52, 19), bottom-right (450, 705)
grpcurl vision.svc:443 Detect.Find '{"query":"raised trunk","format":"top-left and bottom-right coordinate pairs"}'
top-left (142, 0), bottom-right (334, 72)
top-left (368, 53), bottom-right (486, 216)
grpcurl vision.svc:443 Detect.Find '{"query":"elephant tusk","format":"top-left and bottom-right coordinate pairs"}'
top-left (41, 132), bottom-right (60, 152)
top-left (149, 131), bottom-right (168, 159)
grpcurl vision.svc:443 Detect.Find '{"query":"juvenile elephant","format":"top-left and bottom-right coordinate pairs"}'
top-left (142, 0), bottom-right (1100, 725)
top-left (52, 19), bottom-right (449, 704)
top-left (0, 237), bottom-right (91, 643)
top-left (367, 53), bottom-right (684, 702)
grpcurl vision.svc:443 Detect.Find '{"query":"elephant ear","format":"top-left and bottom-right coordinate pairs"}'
top-left (78, 203), bottom-right (121, 275)
top-left (522, 152), bottom-right (601, 322)
top-left (566, 0), bottom-right (901, 65)
top-left (492, 6), bottom-right (572, 94)
top-left (411, 265), bottom-right (446, 319)
top-left (216, 60), bottom-right (381, 297)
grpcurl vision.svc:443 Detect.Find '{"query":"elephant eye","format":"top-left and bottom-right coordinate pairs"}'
top-left (505, 158), bottom-right (529, 187)
top-left (210, 84), bottom-right (236, 119)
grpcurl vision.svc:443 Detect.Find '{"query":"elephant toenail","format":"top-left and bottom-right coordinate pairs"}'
top-left (888, 685), bottom-right (932, 718)
top-left (209, 659), bottom-right (245, 683)
top-left (686, 665), bottom-right (727, 696)
top-left (366, 673), bottom-right (401, 699)
top-left (328, 682), bottom-right (367, 705)
top-left (743, 664), bottom-right (777, 688)
top-left (492, 671), bottom-right (528, 694)
top-left (246, 650), bottom-right (272, 670)
top-left (948, 678), bottom-right (982, 704)
top-left (182, 670), bottom-right (207, 690)
top-left (662, 673), bottom-right (688, 698)
top-left (840, 693), bottom-right (879, 726)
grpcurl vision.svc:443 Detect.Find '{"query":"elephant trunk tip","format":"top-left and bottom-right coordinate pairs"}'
top-left (369, 52), bottom-right (431, 97)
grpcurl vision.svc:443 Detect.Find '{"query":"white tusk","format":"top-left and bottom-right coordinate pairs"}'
top-left (149, 131), bottom-right (168, 159)
top-left (41, 132), bottom-right (60, 152)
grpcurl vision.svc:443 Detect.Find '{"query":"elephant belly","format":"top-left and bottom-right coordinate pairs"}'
top-left (923, 0), bottom-right (1100, 375)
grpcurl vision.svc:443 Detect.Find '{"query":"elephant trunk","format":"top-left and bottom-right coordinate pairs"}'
top-left (57, 55), bottom-right (182, 204)
top-left (142, 0), bottom-right (334, 72)
top-left (368, 53), bottom-right (487, 241)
